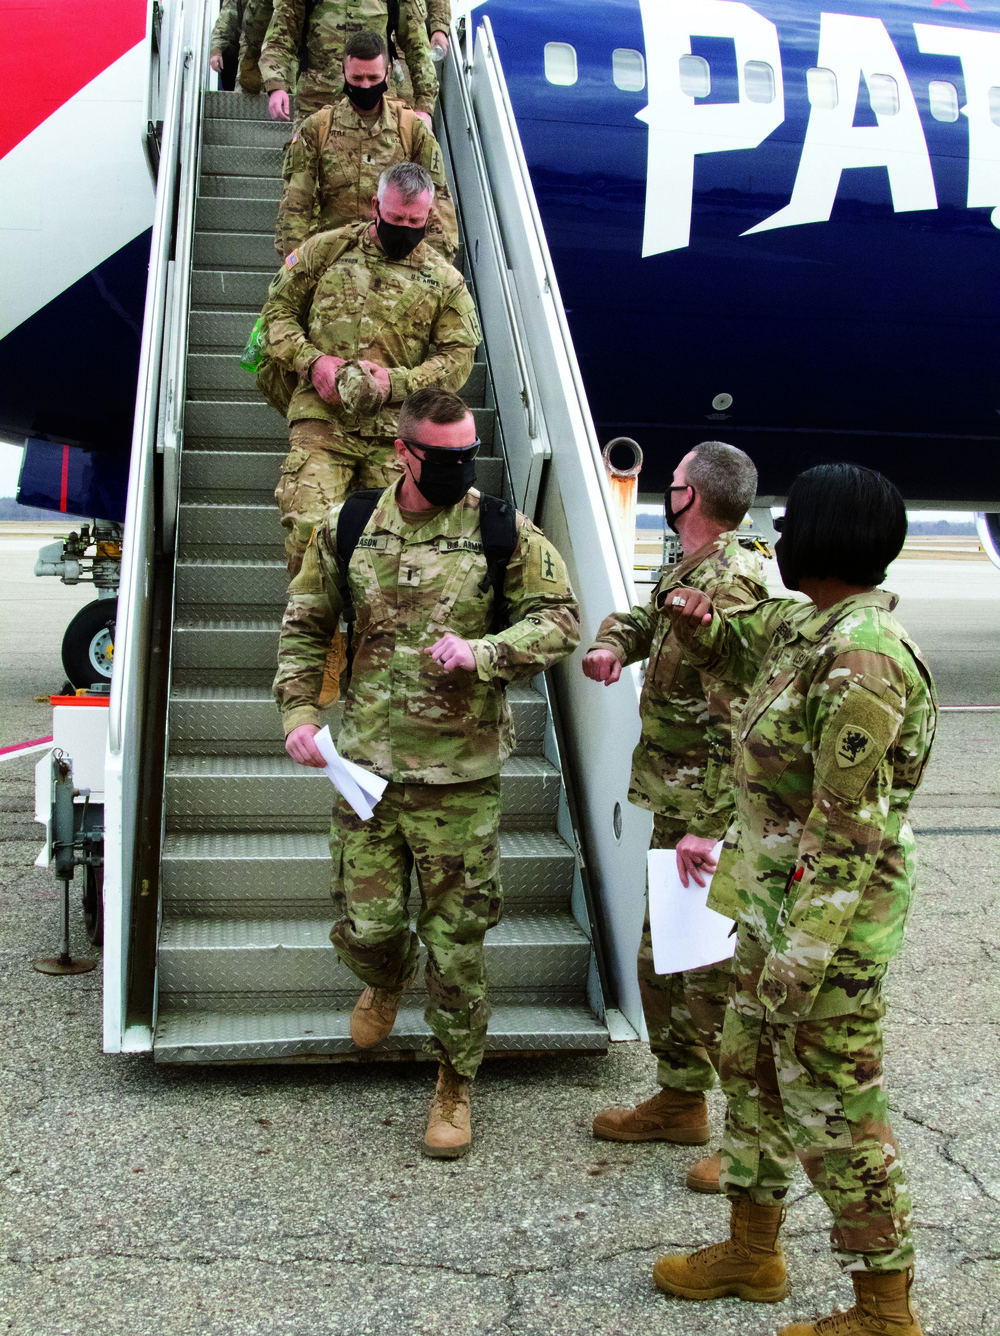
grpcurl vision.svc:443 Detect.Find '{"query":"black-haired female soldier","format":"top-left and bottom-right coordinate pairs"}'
top-left (652, 464), bottom-right (937, 1336)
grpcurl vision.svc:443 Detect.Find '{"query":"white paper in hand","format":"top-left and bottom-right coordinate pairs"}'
top-left (647, 843), bottom-right (736, 975)
top-left (313, 726), bottom-right (387, 820)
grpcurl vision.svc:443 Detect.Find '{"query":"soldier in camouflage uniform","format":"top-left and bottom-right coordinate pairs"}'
top-left (210, 0), bottom-right (274, 95)
top-left (260, 159), bottom-right (480, 578)
top-left (584, 442), bottom-right (766, 1193)
top-left (275, 387), bottom-right (580, 1158)
top-left (274, 31), bottom-right (457, 261)
top-left (653, 464), bottom-right (936, 1336)
top-left (261, 0), bottom-right (438, 125)
top-left (427, 0), bottom-right (450, 54)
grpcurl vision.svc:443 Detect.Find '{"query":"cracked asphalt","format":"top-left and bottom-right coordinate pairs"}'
top-left (1, 543), bottom-right (998, 1335)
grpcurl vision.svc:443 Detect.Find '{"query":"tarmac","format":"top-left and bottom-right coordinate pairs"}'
top-left (1, 534), bottom-right (998, 1336)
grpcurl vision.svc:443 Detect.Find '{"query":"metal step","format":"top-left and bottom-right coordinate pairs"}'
top-left (163, 753), bottom-right (562, 832)
top-left (180, 449), bottom-right (284, 498)
top-left (196, 195), bottom-right (279, 234)
top-left (157, 913), bottom-right (591, 997)
top-left (189, 309), bottom-right (265, 352)
top-left (200, 173), bottom-right (283, 201)
top-left (185, 353), bottom-right (488, 405)
top-left (190, 270), bottom-right (273, 311)
top-left (167, 682), bottom-right (546, 752)
top-left (161, 827), bottom-right (574, 913)
top-left (194, 230), bottom-right (279, 272)
top-left (183, 398), bottom-right (495, 449)
top-left (176, 556), bottom-right (288, 608)
top-left (204, 89), bottom-right (277, 122)
top-left (202, 143), bottom-right (284, 178)
top-left (203, 117), bottom-right (292, 149)
top-left (177, 503), bottom-right (285, 550)
top-left (153, 1001), bottom-right (608, 1063)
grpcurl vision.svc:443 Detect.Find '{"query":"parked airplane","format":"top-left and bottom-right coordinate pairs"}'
top-left (1, 0), bottom-right (998, 688)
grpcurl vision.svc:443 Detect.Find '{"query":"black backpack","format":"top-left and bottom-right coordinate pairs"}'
top-left (334, 488), bottom-right (518, 682)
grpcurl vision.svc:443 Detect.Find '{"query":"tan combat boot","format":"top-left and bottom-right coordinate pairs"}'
top-left (653, 1197), bottom-right (789, 1302)
top-left (317, 631), bottom-right (346, 709)
top-left (686, 1149), bottom-right (722, 1193)
top-left (423, 1062), bottom-right (472, 1159)
top-left (777, 1268), bottom-right (923, 1335)
top-left (349, 973), bottom-right (412, 1048)
top-left (593, 1087), bottom-right (710, 1145)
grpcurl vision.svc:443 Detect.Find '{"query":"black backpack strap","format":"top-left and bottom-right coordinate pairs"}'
top-left (476, 493), bottom-right (518, 634)
top-left (297, 0), bottom-right (320, 75)
top-left (335, 488), bottom-right (384, 683)
top-left (386, 0), bottom-right (400, 64)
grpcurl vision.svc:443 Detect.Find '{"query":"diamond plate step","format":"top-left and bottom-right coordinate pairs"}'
top-left (182, 398), bottom-right (493, 449)
top-left (172, 617), bottom-right (279, 670)
top-left (196, 195), bottom-right (279, 234)
top-left (167, 682), bottom-right (545, 752)
top-left (194, 230), bottom-right (281, 271)
top-left (190, 270), bottom-right (274, 310)
top-left (204, 89), bottom-right (277, 122)
top-left (157, 913), bottom-right (591, 996)
top-left (163, 754), bottom-right (561, 831)
top-left (175, 557), bottom-right (288, 609)
top-left (180, 449), bottom-right (284, 497)
top-left (202, 143), bottom-right (284, 178)
top-left (200, 173), bottom-right (283, 201)
top-left (189, 310), bottom-right (266, 352)
top-left (161, 827), bottom-right (574, 912)
top-left (178, 503), bottom-right (286, 549)
top-left (153, 1002), bottom-right (608, 1063)
top-left (203, 117), bottom-right (293, 148)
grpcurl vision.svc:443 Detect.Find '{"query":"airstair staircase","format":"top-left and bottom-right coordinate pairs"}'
top-left (151, 89), bottom-right (608, 1063)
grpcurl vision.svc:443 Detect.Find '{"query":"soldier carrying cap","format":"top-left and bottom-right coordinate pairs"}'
top-left (261, 0), bottom-right (438, 127)
top-left (655, 463), bottom-right (937, 1336)
top-left (274, 387), bottom-right (581, 1159)
top-left (274, 30), bottom-right (457, 262)
top-left (582, 442), bottom-right (767, 1194)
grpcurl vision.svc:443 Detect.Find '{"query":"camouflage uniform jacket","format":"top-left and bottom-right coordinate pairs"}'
top-left (674, 589), bottom-right (937, 1018)
top-left (260, 0), bottom-right (438, 114)
top-left (261, 222), bottom-right (480, 437)
top-left (589, 534), bottom-right (767, 837)
top-left (427, 0), bottom-right (449, 33)
top-left (274, 485), bottom-right (581, 782)
top-left (275, 96), bottom-right (458, 260)
top-left (211, 0), bottom-right (273, 57)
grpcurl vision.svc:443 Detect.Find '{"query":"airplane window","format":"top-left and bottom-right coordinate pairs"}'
top-left (990, 87), bottom-right (1000, 127)
top-left (679, 54), bottom-right (711, 98)
top-left (744, 60), bottom-right (775, 104)
top-left (544, 42), bottom-right (578, 87)
top-left (928, 80), bottom-right (959, 123)
top-left (806, 67), bottom-right (838, 110)
top-left (867, 73), bottom-right (900, 116)
top-left (613, 48), bottom-right (646, 92)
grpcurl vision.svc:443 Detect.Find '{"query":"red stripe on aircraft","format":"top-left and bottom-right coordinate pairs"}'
top-left (60, 444), bottom-right (69, 513)
top-left (0, 0), bottom-right (147, 161)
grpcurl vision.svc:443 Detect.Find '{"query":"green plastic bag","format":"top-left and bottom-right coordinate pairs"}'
top-left (240, 316), bottom-right (266, 373)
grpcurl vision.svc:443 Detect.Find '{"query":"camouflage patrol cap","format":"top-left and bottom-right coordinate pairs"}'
top-left (335, 360), bottom-right (386, 416)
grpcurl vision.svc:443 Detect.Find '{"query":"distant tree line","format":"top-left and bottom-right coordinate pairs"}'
top-left (636, 512), bottom-right (976, 537)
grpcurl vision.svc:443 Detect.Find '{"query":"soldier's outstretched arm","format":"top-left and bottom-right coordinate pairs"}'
top-left (273, 525), bottom-right (345, 735)
top-left (274, 118), bottom-right (320, 258)
top-left (588, 598), bottom-right (658, 670)
top-left (668, 590), bottom-right (785, 687)
top-left (398, 0), bottom-right (439, 115)
top-left (756, 651), bottom-right (914, 1020)
top-left (468, 523), bottom-right (581, 683)
top-left (386, 281), bottom-right (480, 402)
top-left (259, 0), bottom-right (303, 95)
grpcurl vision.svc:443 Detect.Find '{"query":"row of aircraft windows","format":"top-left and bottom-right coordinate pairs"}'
top-left (542, 42), bottom-right (1000, 126)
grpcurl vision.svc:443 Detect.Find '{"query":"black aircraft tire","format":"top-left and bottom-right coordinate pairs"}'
top-left (83, 863), bottom-right (104, 947)
top-left (61, 598), bottom-right (117, 689)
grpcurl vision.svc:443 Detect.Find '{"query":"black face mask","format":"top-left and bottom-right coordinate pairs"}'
top-left (375, 204), bottom-right (427, 262)
top-left (404, 439), bottom-right (480, 507)
top-left (665, 484), bottom-right (696, 535)
top-left (343, 77), bottom-right (387, 111)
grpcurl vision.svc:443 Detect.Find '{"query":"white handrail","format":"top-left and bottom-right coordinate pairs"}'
top-left (477, 15), bottom-right (635, 591)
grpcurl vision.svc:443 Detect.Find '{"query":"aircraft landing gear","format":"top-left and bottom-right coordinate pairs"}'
top-left (61, 598), bottom-right (117, 690)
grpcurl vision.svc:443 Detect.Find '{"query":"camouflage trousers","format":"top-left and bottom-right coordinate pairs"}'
top-left (720, 927), bottom-right (914, 1273)
top-left (638, 812), bottom-right (731, 1091)
top-left (276, 418), bottom-right (403, 575)
top-left (328, 775), bottom-right (502, 1079)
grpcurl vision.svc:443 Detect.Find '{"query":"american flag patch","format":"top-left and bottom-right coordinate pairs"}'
top-left (285, 250), bottom-right (298, 268)
top-left (291, 131), bottom-right (298, 143)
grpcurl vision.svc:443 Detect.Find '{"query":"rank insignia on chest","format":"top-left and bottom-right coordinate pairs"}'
top-left (835, 725), bottom-right (874, 768)
top-left (399, 566), bottom-right (421, 586)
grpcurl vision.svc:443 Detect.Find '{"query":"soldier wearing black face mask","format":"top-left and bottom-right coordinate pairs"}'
top-left (261, 159), bottom-right (481, 624)
top-left (274, 31), bottom-right (457, 261)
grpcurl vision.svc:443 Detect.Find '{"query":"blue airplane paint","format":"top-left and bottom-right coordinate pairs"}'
top-left (480, 0), bottom-right (1000, 498)
top-left (0, 229), bottom-right (151, 459)
top-left (18, 438), bottom-right (129, 523)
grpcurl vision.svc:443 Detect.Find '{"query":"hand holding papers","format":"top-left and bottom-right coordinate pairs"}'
top-left (647, 842), bottom-right (736, 975)
top-left (313, 726), bottom-right (387, 821)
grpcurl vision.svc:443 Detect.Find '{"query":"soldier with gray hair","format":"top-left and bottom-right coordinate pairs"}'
top-left (260, 159), bottom-right (481, 703)
top-left (582, 440), bottom-right (768, 1193)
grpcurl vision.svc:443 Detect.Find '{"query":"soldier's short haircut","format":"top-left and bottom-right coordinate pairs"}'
top-left (685, 441), bottom-right (758, 527)
top-left (781, 463), bottom-right (907, 586)
top-left (378, 160), bottom-right (435, 204)
top-left (398, 388), bottom-right (471, 437)
top-left (344, 30), bottom-right (387, 64)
